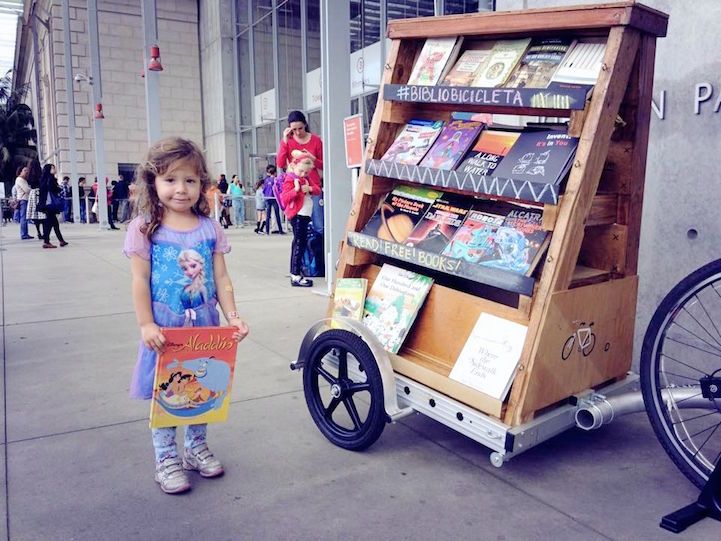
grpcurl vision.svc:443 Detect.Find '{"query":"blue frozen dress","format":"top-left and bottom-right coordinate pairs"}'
top-left (123, 216), bottom-right (231, 399)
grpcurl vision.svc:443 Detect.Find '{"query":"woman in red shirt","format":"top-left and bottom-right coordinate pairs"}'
top-left (276, 111), bottom-right (324, 235)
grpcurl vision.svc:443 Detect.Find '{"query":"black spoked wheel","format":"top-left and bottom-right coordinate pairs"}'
top-left (640, 258), bottom-right (721, 488)
top-left (581, 333), bottom-right (596, 357)
top-left (561, 335), bottom-right (575, 360)
top-left (302, 330), bottom-right (387, 451)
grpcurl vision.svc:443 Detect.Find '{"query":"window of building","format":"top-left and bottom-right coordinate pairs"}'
top-left (306, 0), bottom-right (321, 72)
top-left (278, 0), bottom-right (303, 116)
top-left (386, 0), bottom-right (435, 21)
top-left (253, 1), bottom-right (274, 94)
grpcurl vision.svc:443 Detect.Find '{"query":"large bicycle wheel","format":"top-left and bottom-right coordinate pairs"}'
top-left (302, 329), bottom-right (387, 451)
top-left (640, 258), bottom-right (721, 488)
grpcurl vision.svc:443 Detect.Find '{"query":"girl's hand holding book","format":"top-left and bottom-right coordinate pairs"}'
top-left (228, 318), bottom-right (249, 342)
top-left (141, 322), bottom-right (165, 352)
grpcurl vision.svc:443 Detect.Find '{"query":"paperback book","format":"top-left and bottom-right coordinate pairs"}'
top-left (550, 38), bottom-right (607, 86)
top-left (150, 326), bottom-right (238, 429)
top-left (478, 204), bottom-right (550, 276)
top-left (331, 278), bottom-right (368, 328)
top-left (492, 129), bottom-right (579, 186)
top-left (471, 38), bottom-right (531, 88)
top-left (407, 37), bottom-right (463, 86)
top-left (449, 312), bottom-right (528, 401)
top-left (504, 38), bottom-right (574, 89)
top-left (362, 264), bottom-right (434, 354)
top-left (405, 194), bottom-right (472, 254)
top-left (456, 129), bottom-right (521, 177)
top-left (441, 41), bottom-right (495, 86)
top-left (360, 185), bottom-right (443, 244)
top-left (380, 120), bottom-right (445, 166)
top-left (418, 116), bottom-right (485, 171)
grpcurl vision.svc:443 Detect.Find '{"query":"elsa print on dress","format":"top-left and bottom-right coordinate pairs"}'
top-left (178, 249), bottom-right (209, 326)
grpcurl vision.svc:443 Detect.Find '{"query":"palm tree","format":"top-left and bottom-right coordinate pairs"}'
top-left (0, 70), bottom-right (37, 193)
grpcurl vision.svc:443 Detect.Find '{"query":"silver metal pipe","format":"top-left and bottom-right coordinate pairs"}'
top-left (575, 387), bottom-right (717, 431)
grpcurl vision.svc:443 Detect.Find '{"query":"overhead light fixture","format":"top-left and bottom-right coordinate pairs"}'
top-left (73, 73), bottom-right (93, 84)
top-left (94, 103), bottom-right (105, 119)
top-left (148, 45), bottom-right (163, 72)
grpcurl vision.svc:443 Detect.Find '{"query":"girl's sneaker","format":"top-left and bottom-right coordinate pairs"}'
top-left (183, 444), bottom-right (224, 478)
top-left (155, 457), bottom-right (191, 494)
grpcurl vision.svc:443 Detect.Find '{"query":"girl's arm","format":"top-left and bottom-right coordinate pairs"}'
top-left (130, 255), bottom-right (165, 351)
top-left (213, 252), bottom-right (249, 342)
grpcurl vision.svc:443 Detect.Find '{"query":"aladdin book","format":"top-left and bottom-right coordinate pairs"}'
top-left (380, 120), bottom-right (444, 166)
top-left (361, 185), bottom-right (443, 244)
top-left (449, 312), bottom-right (528, 401)
top-left (418, 115), bottom-right (485, 171)
top-left (471, 38), bottom-right (531, 88)
top-left (150, 327), bottom-right (238, 429)
top-left (504, 38), bottom-right (573, 89)
top-left (456, 129), bottom-right (521, 177)
top-left (405, 194), bottom-right (472, 254)
top-left (492, 129), bottom-right (579, 186)
top-left (362, 264), bottom-right (433, 354)
top-left (407, 37), bottom-right (463, 86)
top-left (441, 41), bottom-right (495, 86)
top-left (331, 278), bottom-right (368, 328)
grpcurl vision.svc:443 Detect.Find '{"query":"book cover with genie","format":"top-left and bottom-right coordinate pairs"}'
top-left (149, 326), bottom-right (238, 428)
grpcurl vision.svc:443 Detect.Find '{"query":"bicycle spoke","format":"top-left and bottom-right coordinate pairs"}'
top-left (343, 397), bottom-right (362, 429)
top-left (672, 410), bottom-right (720, 426)
top-left (674, 391), bottom-right (704, 405)
top-left (684, 298), bottom-right (721, 348)
top-left (659, 370), bottom-right (704, 382)
top-left (668, 320), bottom-right (721, 355)
top-left (665, 335), bottom-right (721, 358)
top-left (324, 397), bottom-right (341, 418)
top-left (348, 382), bottom-right (371, 394)
top-left (691, 421), bottom-right (721, 459)
top-left (660, 353), bottom-right (711, 376)
top-left (338, 349), bottom-right (348, 380)
top-left (315, 364), bottom-right (338, 385)
top-left (681, 419), bottom-right (721, 441)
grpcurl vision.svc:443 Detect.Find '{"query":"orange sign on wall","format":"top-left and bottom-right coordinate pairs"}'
top-left (343, 114), bottom-right (364, 169)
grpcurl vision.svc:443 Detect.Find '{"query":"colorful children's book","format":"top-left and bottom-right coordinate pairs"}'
top-left (477, 203), bottom-right (550, 276)
top-left (418, 115), bottom-right (485, 171)
top-left (407, 37), bottom-right (464, 86)
top-left (449, 312), bottom-right (528, 401)
top-left (504, 38), bottom-right (574, 89)
top-left (150, 326), bottom-right (239, 429)
top-left (492, 129), bottom-right (579, 186)
top-left (456, 129), bottom-right (521, 177)
top-left (360, 185), bottom-right (443, 244)
top-left (440, 41), bottom-right (495, 86)
top-left (550, 38), bottom-right (607, 86)
top-left (380, 120), bottom-right (445, 166)
top-left (471, 38), bottom-right (531, 88)
top-left (404, 194), bottom-right (472, 254)
top-left (362, 264), bottom-right (434, 354)
top-left (441, 208), bottom-right (506, 264)
top-left (331, 278), bottom-right (368, 328)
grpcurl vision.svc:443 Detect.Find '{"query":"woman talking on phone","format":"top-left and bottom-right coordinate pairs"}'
top-left (276, 110), bottom-right (324, 235)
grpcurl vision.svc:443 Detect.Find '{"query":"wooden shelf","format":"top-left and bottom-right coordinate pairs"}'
top-left (347, 231), bottom-right (537, 296)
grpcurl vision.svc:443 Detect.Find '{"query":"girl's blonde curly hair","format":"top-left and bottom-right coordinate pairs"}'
top-left (134, 137), bottom-right (211, 240)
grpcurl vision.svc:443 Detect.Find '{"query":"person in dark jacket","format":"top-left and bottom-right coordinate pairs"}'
top-left (38, 163), bottom-right (68, 248)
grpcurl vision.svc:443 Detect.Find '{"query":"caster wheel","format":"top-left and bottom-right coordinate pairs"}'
top-left (490, 452), bottom-right (505, 468)
top-left (303, 330), bottom-right (387, 451)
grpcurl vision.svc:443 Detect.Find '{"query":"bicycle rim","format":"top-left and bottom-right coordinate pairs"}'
top-left (643, 263), bottom-right (721, 486)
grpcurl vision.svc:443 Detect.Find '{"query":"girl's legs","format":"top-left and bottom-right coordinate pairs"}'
top-left (151, 426), bottom-right (191, 494)
top-left (234, 201), bottom-right (243, 227)
top-left (152, 426), bottom-right (179, 462)
top-left (289, 215), bottom-right (312, 286)
top-left (182, 423), bottom-right (223, 477)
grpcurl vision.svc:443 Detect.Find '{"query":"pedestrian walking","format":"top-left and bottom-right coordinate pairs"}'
top-left (13, 165), bottom-right (32, 239)
top-left (229, 175), bottom-right (244, 228)
top-left (123, 136), bottom-right (249, 495)
top-left (38, 164), bottom-right (68, 248)
top-left (254, 178), bottom-right (266, 234)
top-left (262, 165), bottom-right (285, 234)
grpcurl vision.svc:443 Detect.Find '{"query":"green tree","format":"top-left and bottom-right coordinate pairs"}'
top-left (0, 69), bottom-right (37, 193)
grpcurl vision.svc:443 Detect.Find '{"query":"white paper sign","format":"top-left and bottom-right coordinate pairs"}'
top-left (254, 88), bottom-right (277, 126)
top-left (449, 313), bottom-right (528, 401)
top-left (305, 68), bottom-right (322, 110)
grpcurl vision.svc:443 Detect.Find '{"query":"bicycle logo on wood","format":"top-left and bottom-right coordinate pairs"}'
top-left (561, 320), bottom-right (596, 360)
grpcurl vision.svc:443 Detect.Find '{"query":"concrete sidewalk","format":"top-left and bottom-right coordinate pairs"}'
top-left (0, 222), bottom-right (717, 540)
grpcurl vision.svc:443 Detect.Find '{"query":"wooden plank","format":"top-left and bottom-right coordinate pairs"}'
top-left (578, 224), bottom-right (628, 274)
top-left (387, 2), bottom-right (667, 39)
top-left (515, 277), bottom-right (638, 415)
top-left (541, 202), bottom-right (560, 231)
top-left (599, 141), bottom-right (634, 193)
top-left (586, 194), bottom-right (618, 226)
top-left (570, 265), bottom-right (610, 288)
top-left (363, 176), bottom-right (394, 196)
top-left (389, 353), bottom-right (504, 418)
top-left (505, 26), bottom-right (641, 426)
top-left (568, 108), bottom-right (588, 138)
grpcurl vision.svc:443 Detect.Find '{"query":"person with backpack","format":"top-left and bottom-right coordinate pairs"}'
top-left (262, 165), bottom-right (285, 234)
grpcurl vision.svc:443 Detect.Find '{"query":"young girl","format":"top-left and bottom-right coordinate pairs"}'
top-left (124, 137), bottom-right (249, 495)
top-left (280, 155), bottom-right (321, 287)
top-left (254, 178), bottom-right (266, 234)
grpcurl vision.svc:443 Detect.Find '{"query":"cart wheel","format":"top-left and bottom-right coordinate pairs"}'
top-left (490, 452), bottom-right (505, 468)
top-left (303, 329), bottom-right (387, 451)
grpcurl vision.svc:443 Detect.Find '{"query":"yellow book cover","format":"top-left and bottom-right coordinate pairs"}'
top-left (149, 326), bottom-right (238, 429)
top-left (331, 278), bottom-right (368, 328)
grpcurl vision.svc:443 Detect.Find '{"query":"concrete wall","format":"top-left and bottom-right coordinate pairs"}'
top-left (496, 0), bottom-right (721, 364)
top-left (35, 0), bottom-right (202, 179)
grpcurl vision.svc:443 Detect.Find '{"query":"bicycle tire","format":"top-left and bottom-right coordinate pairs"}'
top-left (561, 335), bottom-right (575, 360)
top-left (640, 258), bottom-right (721, 488)
top-left (581, 333), bottom-right (596, 357)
